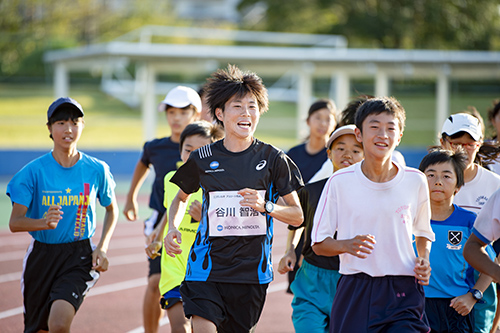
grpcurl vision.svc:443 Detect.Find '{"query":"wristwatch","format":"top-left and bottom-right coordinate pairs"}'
top-left (469, 289), bottom-right (483, 302)
top-left (264, 201), bottom-right (274, 214)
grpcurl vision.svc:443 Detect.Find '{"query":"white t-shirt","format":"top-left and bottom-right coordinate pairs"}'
top-left (488, 159), bottom-right (500, 176)
top-left (454, 166), bottom-right (500, 215)
top-left (311, 162), bottom-right (434, 277)
top-left (473, 188), bottom-right (500, 244)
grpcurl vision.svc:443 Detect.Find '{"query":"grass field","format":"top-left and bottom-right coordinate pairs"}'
top-left (0, 82), bottom-right (498, 151)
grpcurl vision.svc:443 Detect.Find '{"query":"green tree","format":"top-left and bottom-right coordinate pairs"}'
top-left (238, 0), bottom-right (500, 50)
top-left (0, 0), bottom-right (174, 76)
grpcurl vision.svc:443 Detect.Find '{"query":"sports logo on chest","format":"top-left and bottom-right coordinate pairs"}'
top-left (447, 230), bottom-right (463, 250)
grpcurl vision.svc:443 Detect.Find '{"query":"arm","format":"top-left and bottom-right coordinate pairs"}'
top-left (414, 236), bottom-right (432, 286)
top-left (237, 188), bottom-right (303, 227)
top-left (145, 212), bottom-right (167, 259)
top-left (9, 203), bottom-right (63, 232)
top-left (464, 233), bottom-right (500, 282)
top-left (311, 234), bottom-right (376, 258)
top-left (92, 198), bottom-right (118, 272)
top-left (123, 160), bottom-right (150, 221)
top-left (163, 189), bottom-right (190, 258)
top-left (450, 272), bottom-right (493, 316)
top-left (278, 228), bottom-right (303, 274)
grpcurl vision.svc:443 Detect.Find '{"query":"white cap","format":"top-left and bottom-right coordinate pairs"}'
top-left (441, 113), bottom-right (482, 141)
top-left (158, 86), bottom-right (202, 113)
top-left (326, 124), bottom-right (357, 149)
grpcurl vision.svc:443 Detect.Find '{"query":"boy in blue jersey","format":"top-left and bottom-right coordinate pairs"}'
top-left (419, 149), bottom-right (493, 332)
top-left (7, 97), bottom-right (118, 333)
top-left (165, 65), bottom-right (304, 333)
top-left (123, 86), bottom-right (201, 332)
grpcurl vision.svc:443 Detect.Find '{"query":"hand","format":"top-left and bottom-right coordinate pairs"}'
top-left (450, 293), bottom-right (475, 316)
top-left (92, 247), bottom-right (109, 272)
top-left (342, 234), bottom-right (376, 259)
top-left (237, 188), bottom-right (266, 213)
top-left (146, 241), bottom-right (162, 259)
top-left (123, 199), bottom-right (138, 221)
top-left (164, 229), bottom-right (183, 258)
top-left (188, 200), bottom-right (202, 222)
top-left (278, 250), bottom-right (297, 274)
top-left (45, 205), bottom-right (63, 229)
top-left (414, 257), bottom-right (431, 285)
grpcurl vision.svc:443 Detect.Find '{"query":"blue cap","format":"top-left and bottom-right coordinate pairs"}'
top-left (47, 97), bottom-right (84, 121)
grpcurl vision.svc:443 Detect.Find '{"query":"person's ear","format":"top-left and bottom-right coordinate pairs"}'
top-left (354, 127), bottom-right (362, 143)
top-left (215, 108), bottom-right (224, 122)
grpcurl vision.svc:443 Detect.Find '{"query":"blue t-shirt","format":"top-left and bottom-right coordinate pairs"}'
top-left (424, 205), bottom-right (477, 298)
top-left (6, 151), bottom-right (115, 244)
top-left (140, 137), bottom-right (180, 214)
top-left (287, 143), bottom-right (328, 183)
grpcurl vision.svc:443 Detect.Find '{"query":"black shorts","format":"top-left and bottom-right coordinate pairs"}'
top-left (425, 297), bottom-right (474, 333)
top-left (180, 280), bottom-right (268, 333)
top-left (22, 239), bottom-right (99, 333)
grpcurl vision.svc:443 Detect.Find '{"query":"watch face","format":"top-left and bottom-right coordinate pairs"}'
top-left (265, 201), bottom-right (274, 213)
top-left (472, 289), bottom-right (483, 300)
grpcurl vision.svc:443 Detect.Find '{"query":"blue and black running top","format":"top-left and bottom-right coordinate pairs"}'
top-left (171, 138), bottom-right (303, 284)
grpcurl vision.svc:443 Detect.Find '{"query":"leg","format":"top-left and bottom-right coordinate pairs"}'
top-left (167, 302), bottom-right (191, 333)
top-left (143, 273), bottom-right (163, 333)
top-left (47, 300), bottom-right (76, 333)
top-left (192, 315), bottom-right (217, 333)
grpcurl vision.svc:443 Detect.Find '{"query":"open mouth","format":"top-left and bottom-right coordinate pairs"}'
top-left (238, 121), bottom-right (251, 128)
top-left (375, 142), bottom-right (388, 147)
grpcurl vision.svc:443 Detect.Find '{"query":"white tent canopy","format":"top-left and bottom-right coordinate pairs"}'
top-left (44, 26), bottom-right (500, 141)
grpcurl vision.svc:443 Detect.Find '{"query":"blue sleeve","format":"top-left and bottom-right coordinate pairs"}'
top-left (6, 165), bottom-right (35, 208)
top-left (97, 162), bottom-right (116, 208)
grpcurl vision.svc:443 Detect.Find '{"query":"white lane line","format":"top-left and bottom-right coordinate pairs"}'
top-left (0, 253), bottom-right (147, 284)
top-left (0, 276), bottom-right (148, 319)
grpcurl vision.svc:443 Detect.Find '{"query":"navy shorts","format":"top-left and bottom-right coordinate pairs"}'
top-left (160, 286), bottom-right (182, 310)
top-left (22, 239), bottom-right (99, 333)
top-left (180, 280), bottom-right (268, 333)
top-left (425, 297), bottom-right (474, 333)
top-left (330, 273), bottom-right (429, 333)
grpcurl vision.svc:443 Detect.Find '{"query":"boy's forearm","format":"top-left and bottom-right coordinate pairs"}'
top-left (415, 236), bottom-right (431, 260)
top-left (464, 234), bottom-right (500, 282)
top-left (168, 191), bottom-right (189, 231)
top-left (312, 237), bottom-right (343, 257)
top-left (126, 161), bottom-right (150, 200)
top-left (96, 200), bottom-right (118, 252)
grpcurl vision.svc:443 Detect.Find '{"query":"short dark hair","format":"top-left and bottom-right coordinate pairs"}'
top-left (354, 97), bottom-right (406, 133)
top-left (307, 99), bottom-right (336, 120)
top-left (206, 64), bottom-right (269, 127)
top-left (488, 99), bottom-right (500, 138)
top-left (338, 95), bottom-right (373, 128)
top-left (47, 107), bottom-right (84, 140)
top-left (418, 148), bottom-right (468, 189)
top-left (179, 121), bottom-right (224, 153)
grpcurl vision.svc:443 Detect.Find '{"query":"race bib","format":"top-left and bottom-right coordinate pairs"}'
top-left (208, 190), bottom-right (267, 237)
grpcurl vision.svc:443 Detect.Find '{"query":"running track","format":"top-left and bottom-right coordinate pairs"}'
top-left (0, 208), bottom-right (295, 332)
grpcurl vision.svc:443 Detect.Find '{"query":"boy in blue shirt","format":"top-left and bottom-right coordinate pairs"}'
top-left (7, 97), bottom-right (118, 333)
top-left (419, 149), bottom-right (492, 332)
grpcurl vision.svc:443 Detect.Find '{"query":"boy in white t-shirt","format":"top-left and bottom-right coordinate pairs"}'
top-left (311, 97), bottom-right (435, 332)
top-left (464, 187), bottom-right (500, 289)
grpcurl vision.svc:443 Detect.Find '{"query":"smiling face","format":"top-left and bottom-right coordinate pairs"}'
top-left (328, 134), bottom-right (363, 171)
top-left (424, 161), bottom-right (459, 203)
top-left (355, 112), bottom-right (402, 162)
top-left (215, 93), bottom-right (260, 143)
top-left (48, 118), bottom-right (84, 151)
